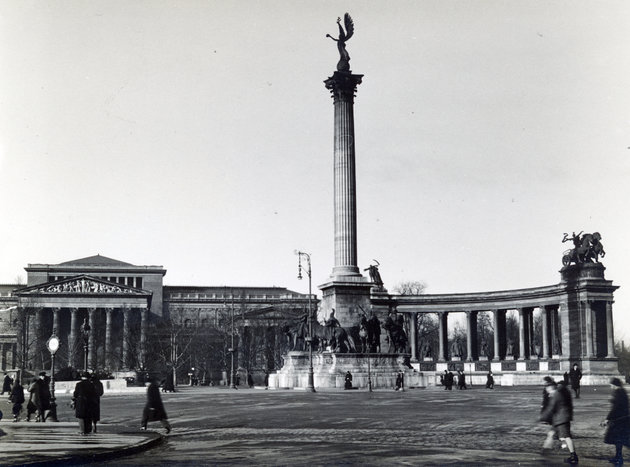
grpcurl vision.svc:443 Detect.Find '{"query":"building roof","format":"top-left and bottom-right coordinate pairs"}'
top-left (58, 255), bottom-right (134, 267)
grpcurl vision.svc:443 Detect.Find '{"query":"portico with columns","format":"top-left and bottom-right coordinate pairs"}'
top-left (15, 275), bottom-right (152, 374)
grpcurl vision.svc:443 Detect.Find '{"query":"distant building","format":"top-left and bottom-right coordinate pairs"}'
top-left (0, 255), bottom-right (315, 384)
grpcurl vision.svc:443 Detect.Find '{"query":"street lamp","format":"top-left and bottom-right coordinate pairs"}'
top-left (81, 317), bottom-right (91, 372)
top-left (295, 250), bottom-right (315, 392)
top-left (46, 330), bottom-right (60, 422)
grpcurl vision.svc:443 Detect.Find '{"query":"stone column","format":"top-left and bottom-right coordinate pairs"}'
top-left (69, 308), bottom-right (79, 369)
top-left (606, 301), bottom-right (615, 358)
top-left (409, 312), bottom-right (418, 361)
top-left (52, 308), bottom-right (60, 334)
top-left (438, 312), bottom-right (448, 361)
top-left (465, 311), bottom-right (478, 361)
top-left (584, 301), bottom-right (593, 358)
top-left (518, 308), bottom-right (526, 360)
top-left (492, 310), bottom-right (500, 360)
top-left (541, 306), bottom-right (550, 359)
top-left (140, 307), bottom-right (148, 367)
top-left (324, 71), bottom-right (364, 278)
top-left (88, 308), bottom-right (96, 370)
top-left (105, 308), bottom-right (113, 370)
top-left (122, 307), bottom-right (130, 369)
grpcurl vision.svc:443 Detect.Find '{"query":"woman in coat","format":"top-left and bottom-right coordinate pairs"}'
top-left (141, 378), bottom-right (171, 433)
top-left (603, 377), bottom-right (630, 465)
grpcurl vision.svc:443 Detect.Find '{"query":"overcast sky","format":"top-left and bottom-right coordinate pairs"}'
top-left (1, 1), bottom-right (629, 338)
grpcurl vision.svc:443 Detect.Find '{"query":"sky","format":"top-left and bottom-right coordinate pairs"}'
top-left (1, 1), bottom-right (629, 337)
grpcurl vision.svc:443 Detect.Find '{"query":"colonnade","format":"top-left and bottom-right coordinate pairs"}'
top-left (24, 305), bottom-right (149, 372)
top-left (405, 300), bottom-right (616, 363)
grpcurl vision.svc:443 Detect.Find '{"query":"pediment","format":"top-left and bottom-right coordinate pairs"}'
top-left (16, 275), bottom-right (150, 296)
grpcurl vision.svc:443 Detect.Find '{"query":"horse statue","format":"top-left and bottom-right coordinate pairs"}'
top-left (562, 231), bottom-right (606, 266)
top-left (312, 310), bottom-right (357, 353)
top-left (284, 312), bottom-right (309, 351)
top-left (382, 313), bottom-right (408, 353)
top-left (358, 315), bottom-right (369, 353)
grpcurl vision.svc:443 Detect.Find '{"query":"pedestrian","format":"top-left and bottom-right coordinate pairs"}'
top-left (446, 370), bottom-right (454, 390)
top-left (25, 378), bottom-right (38, 422)
top-left (441, 370), bottom-right (447, 390)
top-left (344, 371), bottom-right (353, 390)
top-left (540, 376), bottom-right (556, 450)
top-left (247, 373), bottom-right (254, 388)
top-left (485, 371), bottom-right (494, 389)
top-left (28, 372), bottom-right (51, 422)
top-left (457, 370), bottom-right (467, 390)
top-left (2, 372), bottom-right (13, 395)
top-left (264, 370), bottom-right (269, 390)
top-left (540, 378), bottom-right (578, 464)
top-left (141, 377), bottom-right (171, 434)
top-left (90, 372), bottom-right (104, 433)
top-left (602, 377), bottom-right (630, 465)
top-left (73, 372), bottom-right (96, 434)
top-left (569, 363), bottom-right (582, 399)
top-left (9, 379), bottom-right (25, 422)
top-left (394, 372), bottom-right (402, 391)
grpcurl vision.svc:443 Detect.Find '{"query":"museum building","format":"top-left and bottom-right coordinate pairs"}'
top-left (0, 255), bottom-right (314, 381)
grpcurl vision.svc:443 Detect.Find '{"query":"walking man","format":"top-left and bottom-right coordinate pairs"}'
top-left (569, 363), bottom-right (583, 399)
top-left (141, 377), bottom-right (171, 434)
top-left (540, 379), bottom-right (578, 464)
top-left (602, 377), bottom-right (630, 465)
top-left (10, 378), bottom-right (25, 422)
top-left (73, 372), bottom-right (96, 434)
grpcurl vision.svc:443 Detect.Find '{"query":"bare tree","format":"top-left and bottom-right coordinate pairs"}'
top-left (393, 281), bottom-right (428, 296)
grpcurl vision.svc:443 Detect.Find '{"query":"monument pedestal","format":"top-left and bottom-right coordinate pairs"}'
top-left (270, 351), bottom-right (426, 390)
top-left (318, 277), bottom-right (373, 327)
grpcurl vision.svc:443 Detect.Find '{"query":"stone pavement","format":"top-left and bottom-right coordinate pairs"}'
top-left (0, 421), bottom-right (163, 466)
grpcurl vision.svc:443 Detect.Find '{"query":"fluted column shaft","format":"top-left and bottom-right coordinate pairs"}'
top-left (518, 308), bottom-right (526, 360)
top-left (606, 301), bottom-right (615, 358)
top-left (105, 308), bottom-right (113, 370)
top-left (88, 308), bottom-right (96, 370)
top-left (541, 306), bottom-right (550, 359)
top-left (438, 312), bottom-right (448, 361)
top-left (409, 312), bottom-right (418, 361)
top-left (69, 308), bottom-right (79, 368)
top-left (325, 71), bottom-right (363, 277)
top-left (584, 301), bottom-right (593, 358)
top-left (122, 308), bottom-right (130, 369)
top-left (140, 307), bottom-right (148, 367)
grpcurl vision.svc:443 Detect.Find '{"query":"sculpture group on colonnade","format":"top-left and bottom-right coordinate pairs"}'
top-left (562, 231), bottom-right (605, 266)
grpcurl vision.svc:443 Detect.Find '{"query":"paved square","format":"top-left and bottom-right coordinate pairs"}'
top-left (89, 384), bottom-right (621, 465)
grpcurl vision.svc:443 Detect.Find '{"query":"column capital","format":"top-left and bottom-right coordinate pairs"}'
top-left (324, 71), bottom-right (363, 102)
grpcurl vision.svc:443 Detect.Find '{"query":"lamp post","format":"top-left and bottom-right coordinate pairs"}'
top-left (81, 317), bottom-right (91, 373)
top-left (46, 330), bottom-right (60, 422)
top-left (295, 250), bottom-right (315, 392)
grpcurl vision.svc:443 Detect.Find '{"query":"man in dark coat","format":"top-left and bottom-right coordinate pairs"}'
top-left (10, 379), bottom-right (25, 422)
top-left (540, 380), bottom-right (578, 464)
top-left (73, 372), bottom-right (97, 434)
top-left (344, 371), bottom-right (353, 390)
top-left (485, 371), bottom-right (494, 389)
top-left (2, 372), bottom-right (13, 395)
top-left (446, 371), bottom-right (454, 390)
top-left (457, 370), bottom-right (467, 390)
top-left (90, 373), bottom-right (104, 433)
top-left (28, 372), bottom-right (51, 422)
top-left (602, 377), bottom-right (630, 465)
top-left (141, 378), bottom-right (171, 433)
top-left (569, 363), bottom-right (582, 398)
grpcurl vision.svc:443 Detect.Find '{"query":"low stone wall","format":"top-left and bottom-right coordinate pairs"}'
top-left (52, 378), bottom-right (134, 394)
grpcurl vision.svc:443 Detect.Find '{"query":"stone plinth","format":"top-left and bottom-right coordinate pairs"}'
top-left (318, 277), bottom-right (373, 328)
top-left (271, 351), bottom-right (426, 389)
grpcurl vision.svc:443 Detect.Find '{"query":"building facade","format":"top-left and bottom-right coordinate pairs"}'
top-left (0, 255), bottom-right (314, 384)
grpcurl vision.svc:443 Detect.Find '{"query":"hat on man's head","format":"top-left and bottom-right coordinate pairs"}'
top-left (39, 371), bottom-right (47, 377)
top-left (611, 377), bottom-right (623, 387)
top-left (543, 376), bottom-right (556, 386)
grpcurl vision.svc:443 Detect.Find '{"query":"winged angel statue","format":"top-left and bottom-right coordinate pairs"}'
top-left (326, 13), bottom-right (354, 72)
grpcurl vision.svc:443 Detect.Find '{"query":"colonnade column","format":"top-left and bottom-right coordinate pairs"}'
top-left (606, 301), bottom-right (615, 358)
top-left (584, 301), bottom-right (593, 358)
top-left (68, 308), bottom-right (79, 369)
top-left (105, 308), bottom-right (113, 370)
top-left (518, 308), bottom-right (526, 360)
top-left (88, 308), bottom-right (96, 370)
top-left (541, 306), bottom-right (550, 359)
top-left (438, 312), bottom-right (448, 361)
top-left (140, 307), bottom-right (148, 367)
top-left (465, 311), bottom-right (478, 361)
top-left (492, 310), bottom-right (500, 360)
top-left (409, 312), bottom-right (418, 361)
top-left (52, 308), bottom-right (60, 334)
top-left (122, 307), bottom-right (130, 369)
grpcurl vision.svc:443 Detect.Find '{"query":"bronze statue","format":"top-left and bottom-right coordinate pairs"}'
top-left (326, 13), bottom-right (354, 72)
top-left (364, 260), bottom-right (383, 288)
top-left (562, 231), bottom-right (606, 266)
